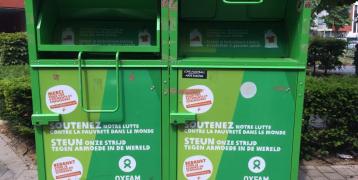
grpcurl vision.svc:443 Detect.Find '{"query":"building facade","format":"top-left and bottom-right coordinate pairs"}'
top-left (0, 0), bottom-right (25, 32)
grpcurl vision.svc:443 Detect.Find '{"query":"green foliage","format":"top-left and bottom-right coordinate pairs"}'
top-left (0, 65), bottom-right (32, 137)
top-left (312, 0), bottom-right (356, 16)
top-left (323, 5), bottom-right (351, 31)
top-left (354, 45), bottom-right (358, 75)
top-left (0, 65), bottom-right (30, 80)
top-left (311, 0), bottom-right (354, 34)
top-left (0, 32), bottom-right (28, 65)
top-left (308, 37), bottom-right (347, 74)
top-left (301, 76), bottom-right (358, 159)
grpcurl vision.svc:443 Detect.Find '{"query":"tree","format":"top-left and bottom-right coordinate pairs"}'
top-left (323, 5), bottom-right (351, 32)
top-left (354, 44), bottom-right (358, 76)
top-left (311, 0), bottom-right (355, 31)
top-left (308, 37), bottom-right (347, 75)
top-left (312, 0), bottom-right (356, 16)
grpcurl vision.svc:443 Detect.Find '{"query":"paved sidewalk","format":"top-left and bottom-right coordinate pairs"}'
top-left (0, 133), bottom-right (37, 180)
top-left (300, 165), bottom-right (358, 180)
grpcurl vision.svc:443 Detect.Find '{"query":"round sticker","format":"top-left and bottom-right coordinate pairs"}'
top-left (118, 155), bottom-right (137, 173)
top-left (240, 82), bottom-right (257, 99)
top-left (248, 156), bottom-right (266, 174)
top-left (182, 85), bottom-right (214, 114)
top-left (183, 155), bottom-right (213, 180)
top-left (46, 85), bottom-right (78, 114)
top-left (52, 157), bottom-right (83, 180)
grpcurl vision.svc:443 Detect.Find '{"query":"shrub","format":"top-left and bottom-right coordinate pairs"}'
top-left (0, 65), bottom-right (30, 116)
top-left (308, 37), bottom-right (347, 75)
top-left (0, 65), bottom-right (32, 137)
top-left (301, 76), bottom-right (358, 159)
top-left (0, 77), bottom-right (33, 137)
top-left (0, 32), bottom-right (28, 65)
top-left (0, 65), bottom-right (30, 80)
top-left (354, 45), bottom-right (358, 76)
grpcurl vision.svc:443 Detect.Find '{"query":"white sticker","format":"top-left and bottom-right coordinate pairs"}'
top-left (183, 155), bottom-right (213, 180)
top-left (118, 155), bottom-right (137, 173)
top-left (248, 156), bottom-right (266, 174)
top-left (46, 85), bottom-right (79, 114)
top-left (264, 30), bottom-right (278, 48)
top-left (61, 28), bottom-right (75, 45)
top-left (240, 82), bottom-right (257, 99)
top-left (182, 85), bottom-right (214, 114)
top-left (52, 157), bottom-right (83, 180)
top-left (138, 29), bottom-right (151, 46)
top-left (190, 29), bottom-right (203, 47)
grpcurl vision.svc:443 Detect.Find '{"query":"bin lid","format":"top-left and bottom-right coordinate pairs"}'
top-left (51, 0), bottom-right (158, 19)
top-left (181, 0), bottom-right (288, 21)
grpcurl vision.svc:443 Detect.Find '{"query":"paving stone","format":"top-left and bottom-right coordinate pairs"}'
top-left (7, 159), bottom-right (26, 170)
top-left (0, 170), bottom-right (15, 180)
top-left (346, 176), bottom-right (358, 180)
top-left (0, 140), bottom-right (5, 147)
top-left (313, 177), bottom-right (329, 180)
top-left (0, 153), bottom-right (18, 166)
top-left (0, 134), bottom-right (12, 144)
top-left (323, 172), bottom-right (346, 180)
top-left (301, 165), bottom-right (316, 170)
top-left (332, 165), bottom-right (356, 176)
top-left (305, 169), bottom-right (327, 179)
top-left (348, 165), bottom-right (358, 176)
top-left (317, 166), bottom-right (336, 173)
top-left (16, 170), bottom-right (37, 180)
top-left (299, 172), bottom-right (312, 180)
top-left (0, 134), bottom-right (37, 180)
top-left (0, 162), bottom-right (8, 177)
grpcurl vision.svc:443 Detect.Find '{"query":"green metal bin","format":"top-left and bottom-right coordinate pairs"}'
top-left (26, 0), bottom-right (311, 179)
top-left (25, 0), bottom-right (170, 179)
top-left (169, 0), bottom-right (311, 179)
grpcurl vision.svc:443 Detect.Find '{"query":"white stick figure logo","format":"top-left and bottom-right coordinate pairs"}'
top-left (119, 156), bottom-right (136, 173)
top-left (248, 156), bottom-right (266, 174)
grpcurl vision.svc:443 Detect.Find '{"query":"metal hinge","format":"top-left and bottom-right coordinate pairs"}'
top-left (170, 112), bottom-right (196, 125)
top-left (32, 114), bottom-right (61, 126)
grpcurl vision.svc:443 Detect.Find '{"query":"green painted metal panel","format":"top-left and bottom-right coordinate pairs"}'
top-left (176, 70), bottom-right (298, 179)
top-left (180, 21), bottom-right (288, 58)
top-left (26, 0), bottom-right (170, 179)
top-left (170, 0), bottom-right (312, 180)
top-left (181, 0), bottom-right (288, 21)
top-left (176, 0), bottom-right (311, 64)
top-left (25, 0), bottom-right (311, 179)
top-left (26, 0), bottom-right (168, 55)
top-left (37, 69), bottom-right (162, 179)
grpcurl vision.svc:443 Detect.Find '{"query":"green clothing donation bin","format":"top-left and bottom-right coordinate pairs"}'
top-left (169, 0), bottom-right (311, 180)
top-left (25, 0), bottom-right (311, 179)
top-left (25, 0), bottom-right (170, 179)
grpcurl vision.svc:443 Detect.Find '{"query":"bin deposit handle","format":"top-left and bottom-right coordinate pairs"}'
top-left (222, 0), bottom-right (263, 4)
top-left (78, 51), bottom-right (121, 113)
